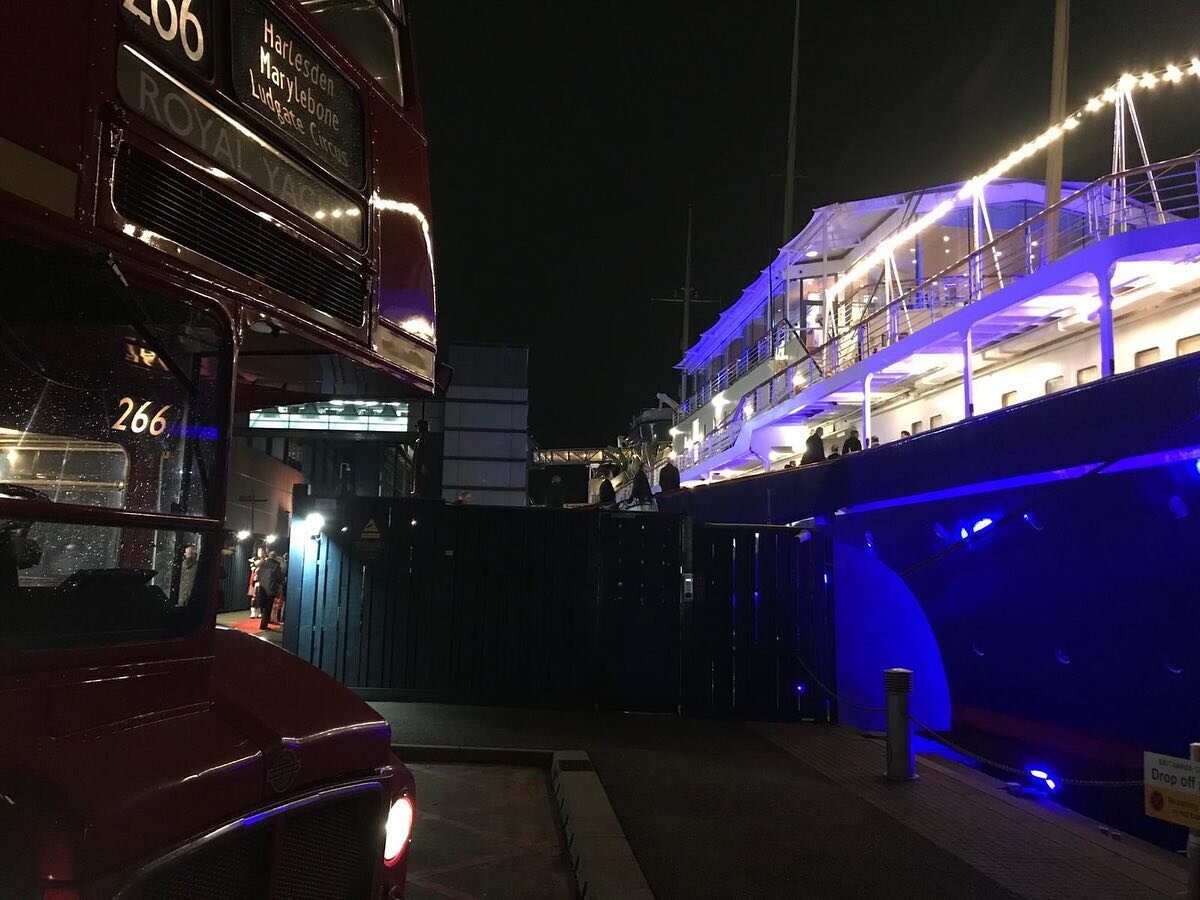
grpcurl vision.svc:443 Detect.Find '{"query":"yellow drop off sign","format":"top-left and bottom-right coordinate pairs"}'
top-left (1144, 751), bottom-right (1200, 828)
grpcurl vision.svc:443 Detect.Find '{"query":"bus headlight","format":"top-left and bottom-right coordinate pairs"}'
top-left (383, 795), bottom-right (413, 866)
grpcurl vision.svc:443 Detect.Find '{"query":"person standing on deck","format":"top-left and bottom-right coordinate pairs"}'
top-left (801, 427), bottom-right (825, 465)
top-left (598, 476), bottom-right (616, 507)
top-left (546, 474), bottom-right (566, 508)
top-left (630, 463), bottom-right (653, 506)
top-left (658, 459), bottom-right (681, 494)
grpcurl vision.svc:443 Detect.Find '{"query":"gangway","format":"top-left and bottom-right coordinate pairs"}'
top-left (532, 447), bottom-right (641, 468)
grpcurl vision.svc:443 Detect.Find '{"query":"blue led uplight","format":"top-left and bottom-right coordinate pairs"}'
top-left (960, 517), bottom-right (994, 541)
top-left (1029, 768), bottom-right (1058, 791)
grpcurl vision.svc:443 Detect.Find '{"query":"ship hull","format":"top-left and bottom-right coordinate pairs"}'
top-left (661, 352), bottom-right (1200, 765)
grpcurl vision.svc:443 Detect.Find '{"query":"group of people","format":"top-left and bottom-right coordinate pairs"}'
top-left (247, 547), bottom-right (288, 631)
top-left (597, 457), bottom-right (681, 508)
top-left (792, 426), bottom-right (910, 467)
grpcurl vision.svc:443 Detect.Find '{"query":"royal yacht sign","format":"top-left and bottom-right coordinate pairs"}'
top-left (1144, 751), bottom-right (1200, 827)
top-left (231, 0), bottom-right (365, 189)
top-left (118, 45), bottom-right (365, 246)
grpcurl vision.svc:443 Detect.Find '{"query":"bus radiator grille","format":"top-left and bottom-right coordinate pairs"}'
top-left (125, 790), bottom-right (380, 899)
top-left (113, 145), bottom-right (369, 329)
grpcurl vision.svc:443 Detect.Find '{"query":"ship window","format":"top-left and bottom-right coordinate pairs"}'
top-left (1044, 375), bottom-right (1065, 395)
top-left (1001, 390), bottom-right (1018, 408)
top-left (1076, 365), bottom-right (1099, 385)
top-left (929, 414), bottom-right (943, 428)
top-left (910, 421), bottom-right (923, 434)
top-left (1134, 346), bottom-right (1161, 369)
top-left (1177, 334), bottom-right (1200, 357)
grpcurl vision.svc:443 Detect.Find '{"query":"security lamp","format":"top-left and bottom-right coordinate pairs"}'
top-left (304, 512), bottom-right (325, 540)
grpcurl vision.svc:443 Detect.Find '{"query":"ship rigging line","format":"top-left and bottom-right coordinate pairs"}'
top-left (828, 61), bottom-right (1200, 312)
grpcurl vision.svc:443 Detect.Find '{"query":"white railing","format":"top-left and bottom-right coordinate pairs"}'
top-left (678, 322), bottom-right (791, 418)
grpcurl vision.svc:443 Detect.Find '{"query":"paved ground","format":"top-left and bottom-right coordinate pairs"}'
top-left (757, 723), bottom-right (1186, 900)
top-left (375, 703), bottom-right (1028, 900)
top-left (404, 763), bottom-right (574, 900)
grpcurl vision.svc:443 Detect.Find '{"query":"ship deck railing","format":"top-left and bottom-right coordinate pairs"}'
top-left (677, 153), bottom-right (1200, 472)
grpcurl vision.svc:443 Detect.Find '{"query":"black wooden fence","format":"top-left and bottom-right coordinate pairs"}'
top-left (594, 512), bottom-right (686, 713)
top-left (687, 524), bottom-right (835, 720)
top-left (283, 492), bottom-right (834, 719)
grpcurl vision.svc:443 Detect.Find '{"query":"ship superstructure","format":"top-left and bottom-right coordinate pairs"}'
top-left (670, 161), bottom-right (1200, 484)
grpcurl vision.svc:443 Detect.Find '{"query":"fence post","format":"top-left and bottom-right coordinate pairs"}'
top-left (1189, 742), bottom-right (1200, 900)
top-left (884, 668), bottom-right (916, 782)
top-left (677, 516), bottom-right (694, 717)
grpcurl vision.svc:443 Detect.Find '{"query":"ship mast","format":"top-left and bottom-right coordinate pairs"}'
top-left (782, 0), bottom-right (801, 243)
top-left (774, 0), bottom-right (802, 359)
top-left (1044, 0), bottom-right (1070, 261)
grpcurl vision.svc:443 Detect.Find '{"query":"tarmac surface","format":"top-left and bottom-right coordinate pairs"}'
top-left (376, 703), bottom-right (1032, 900)
top-left (404, 762), bottom-right (574, 900)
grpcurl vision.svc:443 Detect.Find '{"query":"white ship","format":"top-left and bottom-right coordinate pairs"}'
top-left (656, 65), bottom-right (1200, 778)
top-left (668, 75), bottom-right (1200, 484)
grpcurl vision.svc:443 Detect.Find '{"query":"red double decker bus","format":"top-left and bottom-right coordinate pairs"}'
top-left (0, 1), bottom-right (434, 896)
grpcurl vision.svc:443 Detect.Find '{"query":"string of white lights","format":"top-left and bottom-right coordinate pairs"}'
top-left (825, 60), bottom-right (1200, 299)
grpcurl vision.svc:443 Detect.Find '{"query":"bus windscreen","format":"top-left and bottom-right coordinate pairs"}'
top-left (0, 243), bottom-right (230, 649)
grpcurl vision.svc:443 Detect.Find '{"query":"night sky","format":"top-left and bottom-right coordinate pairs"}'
top-left (414, 1), bottom-right (1200, 448)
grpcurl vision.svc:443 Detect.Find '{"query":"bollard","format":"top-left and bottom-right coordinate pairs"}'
top-left (884, 668), bottom-right (916, 782)
top-left (1189, 743), bottom-right (1200, 900)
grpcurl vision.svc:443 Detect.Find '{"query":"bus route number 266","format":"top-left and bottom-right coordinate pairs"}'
top-left (122, 0), bottom-right (207, 65)
top-left (112, 398), bottom-right (172, 437)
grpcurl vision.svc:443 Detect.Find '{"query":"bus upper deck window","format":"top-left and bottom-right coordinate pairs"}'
top-left (306, 1), bottom-right (405, 105)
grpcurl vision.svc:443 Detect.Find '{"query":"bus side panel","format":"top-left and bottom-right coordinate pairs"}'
top-left (371, 101), bottom-right (436, 365)
top-left (0, 4), bottom-right (94, 172)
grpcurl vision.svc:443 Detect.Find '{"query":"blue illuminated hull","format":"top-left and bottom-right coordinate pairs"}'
top-left (660, 354), bottom-right (1200, 764)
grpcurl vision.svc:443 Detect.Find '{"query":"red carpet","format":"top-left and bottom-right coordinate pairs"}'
top-left (231, 618), bottom-right (277, 634)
